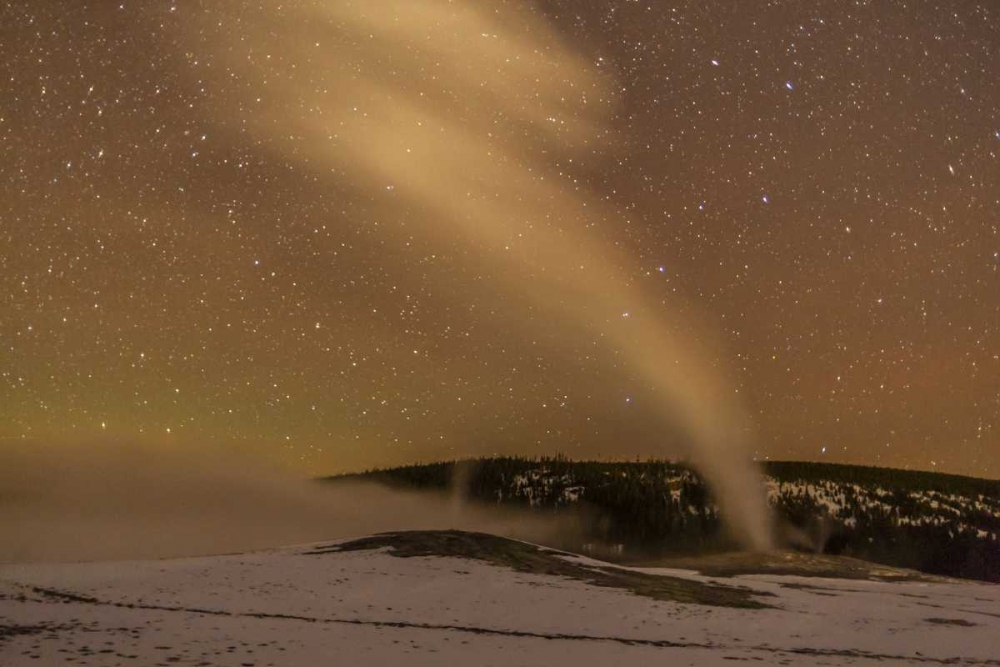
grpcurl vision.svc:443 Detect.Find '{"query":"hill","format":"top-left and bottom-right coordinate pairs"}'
top-left (327, 457), bottom-right (1000, 582)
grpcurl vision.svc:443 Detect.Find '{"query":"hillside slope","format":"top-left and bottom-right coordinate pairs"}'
top-left (330, 458), bottom-right (1000, 582)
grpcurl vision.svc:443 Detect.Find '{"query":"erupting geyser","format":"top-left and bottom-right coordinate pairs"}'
top-left (183, 0), bottom-right (774, 550)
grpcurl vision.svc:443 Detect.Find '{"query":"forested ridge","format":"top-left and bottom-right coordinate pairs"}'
top-left (326, 457), bottom-right (1000, 582)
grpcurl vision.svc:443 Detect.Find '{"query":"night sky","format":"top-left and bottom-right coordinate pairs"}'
top-left (3, 1), bottom-right (998, 479)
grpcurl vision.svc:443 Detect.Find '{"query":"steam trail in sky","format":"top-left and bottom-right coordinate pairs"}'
top-left (186, 0), bottom-right (774, 550)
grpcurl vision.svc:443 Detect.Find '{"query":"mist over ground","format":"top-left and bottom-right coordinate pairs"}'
top-left (0, 441), bottom-right (586, 563)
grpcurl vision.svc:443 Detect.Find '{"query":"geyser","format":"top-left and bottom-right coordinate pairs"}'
top-left (180, 0), bottom-right (774, 550)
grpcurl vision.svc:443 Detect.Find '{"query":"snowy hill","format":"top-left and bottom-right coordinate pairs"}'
top-left (2, 531), bottom-right (998, 666)
top-left (333, 458), bottom-right (1000, 581)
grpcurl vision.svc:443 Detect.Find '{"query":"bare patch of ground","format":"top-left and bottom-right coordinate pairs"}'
top-left (638, 550), bottom-right (950, 582)
top-left (310, 530), bottom-right (771, 608)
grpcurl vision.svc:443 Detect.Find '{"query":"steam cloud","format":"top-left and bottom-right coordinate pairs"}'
top-left (174, 0), bottom-right (773, 550)
top-left (0, 441), bottom-right (585, 563)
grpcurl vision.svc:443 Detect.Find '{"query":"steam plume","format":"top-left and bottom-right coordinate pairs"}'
top-left (0, 441), bottom-right (583, 563)
top-left (180, 0), bottom-right (773, 550)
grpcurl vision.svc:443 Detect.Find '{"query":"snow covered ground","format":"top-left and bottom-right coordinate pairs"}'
top-left (2, 532), bottom-right (998, 666)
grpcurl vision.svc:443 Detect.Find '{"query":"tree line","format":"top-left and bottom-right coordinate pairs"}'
top-left (326, 456), bottom-right (1000, 582)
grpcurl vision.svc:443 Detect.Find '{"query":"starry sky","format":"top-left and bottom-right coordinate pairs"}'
top-left (2, 1), bottom-right (998, 479)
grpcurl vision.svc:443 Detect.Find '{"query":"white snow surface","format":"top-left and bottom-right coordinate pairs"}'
top-left (2, 537), bottom-right (998, 666)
